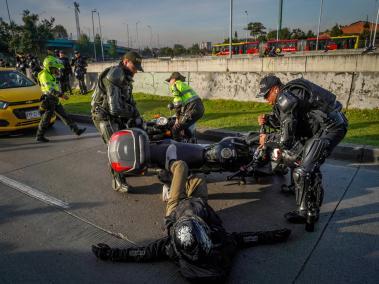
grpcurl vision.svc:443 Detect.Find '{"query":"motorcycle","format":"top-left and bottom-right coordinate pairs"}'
top-left (144, 114), bottom-right (197, 143)
top-left (107, 127), bottom-right (290, 185)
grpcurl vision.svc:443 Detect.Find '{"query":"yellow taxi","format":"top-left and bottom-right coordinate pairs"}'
top-left (0, 68), bottom-right (56, 132)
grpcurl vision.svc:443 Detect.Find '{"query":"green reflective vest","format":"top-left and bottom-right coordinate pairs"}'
top-left (38, 69), bottom-right (59, 95)
top-left (170, 80), bottom-right (199, 108)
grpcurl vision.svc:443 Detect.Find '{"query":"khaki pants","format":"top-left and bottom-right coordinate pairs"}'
top-left (166, 160), bottom-right (208, 216)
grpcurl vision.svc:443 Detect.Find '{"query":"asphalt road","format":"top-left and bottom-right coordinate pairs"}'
top-left (0, 121), bottom-right (378, 284)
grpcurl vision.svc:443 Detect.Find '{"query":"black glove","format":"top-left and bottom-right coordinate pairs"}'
top-left (92, 243), bottom-right (112, 261)
top-left (257, 228), bottom-right (291, 245)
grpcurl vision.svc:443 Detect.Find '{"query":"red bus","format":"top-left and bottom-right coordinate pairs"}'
top-left (305, 37), bottom-right (337, 51)
top-left (212, 41), bottom-right (260, 56)
top-left (265, 39), bottom-right (298, 53)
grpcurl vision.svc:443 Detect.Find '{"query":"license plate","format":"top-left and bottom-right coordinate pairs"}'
top-left (25, 110), bottom-right (41, 120)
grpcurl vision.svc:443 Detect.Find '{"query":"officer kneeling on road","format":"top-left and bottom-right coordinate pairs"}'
top-left (91, 51), bottom-right (144, 193)
top-left (92, 146), bottom-right (291, 282)
top-left (35, 56), bottom-right (86, 142)
top-left (257, 75), bottom-right (348, 231)
top-left (166, 72), bottom-right (204, 142)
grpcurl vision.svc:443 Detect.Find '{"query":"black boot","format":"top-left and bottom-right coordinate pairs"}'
top-left (284, 210), bottom-right (308, 224)
top-left (36, 136), bottom-right (49, 143)
top-left (76, 128), bottom-right (86, 136)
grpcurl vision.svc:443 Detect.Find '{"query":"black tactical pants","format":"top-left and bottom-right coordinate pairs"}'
top-left (172, 99), bottom-right (204, 140)
top-left (60, 76), bottom-right (72, 95)
top-left (76, 74), bottom-right (87, 95)
top-left (36, 95), bottom-right (79, 138)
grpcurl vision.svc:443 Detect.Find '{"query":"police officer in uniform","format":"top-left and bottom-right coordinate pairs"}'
top-left (35, 56), bottom-right (86, 142)
top-left (71, 51), bottom-right (88, 94)
top-left (257, 75), bottom-right (348, 231)
top-left (91, 51), bottom-right (144, 192)
top-left (58, 50), bottom-right (73, 95)
top-left (166, 72), bottom-right (204, 141)
top-left (92, 158), bottom-right (291, 282)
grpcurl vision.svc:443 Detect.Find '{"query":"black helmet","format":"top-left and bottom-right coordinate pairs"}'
top-left (172, 216), bottom-right (212, 261)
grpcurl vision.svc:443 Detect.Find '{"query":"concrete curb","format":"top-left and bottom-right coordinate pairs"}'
top-left (70, 114), bottom-right (379, 164)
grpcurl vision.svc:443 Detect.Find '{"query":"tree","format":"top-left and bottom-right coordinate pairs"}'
top-left (107, 40), bottom-right (118, 59)
top-left (173, 44), bottom-right (186, 56)
top-left (361, 18), bottom-right (371, 47)
top-left (159, 47), bottom-right (174, 57)
top-left (52, 24), bottom-right (68, 39)
top-left (330, 23), bottom-right (343, 37)
top-left (187, 43), bottom-right (201, 55)
top-left (94, 33), bottom-right (102, 58)
top-left (0, 19), bottom-right (12, 54)
top-left (266, 28), bottom-right (291, 40)
top-left (291, 28), bottom-right (306, 39)
top-left (76, 33), bottom-right (92, 57)
top-left (141, 47), bottom-right (153, 57)
top-left (234, 30), bottom-right (238, 40)
top-left (306, 30), bottom-right (316, 38)
top-left (247, 22), bottom-right (266, 39)
top-left (8, 10), bottom-right (55, 56)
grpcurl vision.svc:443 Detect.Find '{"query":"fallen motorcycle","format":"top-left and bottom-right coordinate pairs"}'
top-left (107, 127), bottom-right (289, 184)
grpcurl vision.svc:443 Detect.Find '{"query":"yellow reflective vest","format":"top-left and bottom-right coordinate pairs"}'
top-left (38, 69), bottom-right (60, 95)
top-left (170, 80), bottom-right (199, 108)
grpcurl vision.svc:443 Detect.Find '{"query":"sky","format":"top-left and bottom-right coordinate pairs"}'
top-left (1, 0), bottom-right (378, 47)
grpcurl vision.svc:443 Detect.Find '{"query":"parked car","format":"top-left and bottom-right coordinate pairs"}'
top-left (0, 68), bottom-right (55, 132)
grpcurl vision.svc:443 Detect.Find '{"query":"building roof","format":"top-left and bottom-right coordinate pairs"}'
top-left (341, 21), bottom-right (379, 35)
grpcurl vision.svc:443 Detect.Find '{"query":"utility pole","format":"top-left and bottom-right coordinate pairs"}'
top-left (157, 33), bottom-right (160, 48)
top-left (91, 9), bottom-right (97, 61)
top-left (74, 2), bottom-right (81, 39)
top-left (373, 4), bottom-right (379, 47)
top-left (97, 11), bottom-right (104, 61)
top-left (245, 10), bottom-right (248, 44)
top-left (127, 24), bottom-right (130, 48)
top-left (277, 0), bottom-right (283, 41)
top-left (147, 25), bottom-right (153, 49)
top-left (316, 0), bottom-right (324, 51)
top-left (229, 0), bottom-right (233, 59)
top-left (136, 21), bottom-right (140, 51)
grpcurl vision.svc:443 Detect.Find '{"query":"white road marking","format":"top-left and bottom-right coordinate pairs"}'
top-left (0, 174), bottom-right (136, 244)
top-left (0, 175), bottom-right (70, 209)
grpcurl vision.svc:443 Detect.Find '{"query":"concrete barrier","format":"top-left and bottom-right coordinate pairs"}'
top-left (82, 54), bottom-right (379, 109)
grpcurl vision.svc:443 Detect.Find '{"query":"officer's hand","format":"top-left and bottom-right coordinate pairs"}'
top-left (258, 228), bottom-right (291, 244)
top-left (258, 114), bottom-right (266, 126)
top-left (92, 243), bottom-right (111, 261)
top-left (259, 134), bottom-right (267, 147)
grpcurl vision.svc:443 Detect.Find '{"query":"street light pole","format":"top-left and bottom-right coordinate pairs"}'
top-left (245, 10), bottom-right (248, 44)
top-left (372, 4), bottom-right (379, 47)
top-left (127, 24), bottom-right (130, 48)
top-left (229, 0), bottom-right (233, 59)
top-left (147, 25), bottom-right (153, 49)
top-left (277, 0), bottom-right (283, 41)
top-left (97, 11), bottom-right (104, 61)
top-left (316, 0), bottom-right (324, 51)
top-left (91, 9), bottom-right (97, 61)
top-left (136, 21), bottom-right (140, 51)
